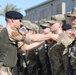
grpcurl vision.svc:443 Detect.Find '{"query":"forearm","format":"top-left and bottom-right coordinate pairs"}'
top-left (24, 32), bottom-right (59, 44)
top-left (21, 41), bottom-right (44, 52)
top-left (29, 33), bottom-right (58, 42)
top-left (30, 34), bottom-right (50, 42)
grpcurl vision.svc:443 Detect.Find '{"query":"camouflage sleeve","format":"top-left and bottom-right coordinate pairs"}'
top-left (61, 38), bottom-right (73, 47)
top-left (6, 26), bottom-right (25, 42)
top-left (59, 32), bottom-right (73, 47)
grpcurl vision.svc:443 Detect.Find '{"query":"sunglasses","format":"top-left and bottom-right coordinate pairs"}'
top-left (20, 24), bottom-right (24, 27)
top-left (40, 25), bottom-right (48, 29)
top-left (26, 28), bottom-right (32, 31)
top-left (42, 26), bottom-right (47, 29)
top-left (19, 19), bottom-right (22, 22)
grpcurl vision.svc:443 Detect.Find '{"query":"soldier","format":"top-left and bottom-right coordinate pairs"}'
top-left (67, 7), bottom-right (76, 29)
top-left (0, 10), bottom-right (23, 75)
top-left (23, 21), bottom-right (40, 75)
top-left (17, 20), bottom-right (44, 51)
top-left (12, 20), bottom-right (44, 75)
top-left (67, 7), bottom-right (76, 75)
top-left (39, 21), bottom-right (51, 75)
top-left (43, 14), bottom-right (74, 75)
top-left (21, 20), bottom-right (51, 75)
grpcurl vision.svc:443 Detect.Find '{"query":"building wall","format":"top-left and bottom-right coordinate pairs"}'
top-left (24, 0), bottom-right (76, 23)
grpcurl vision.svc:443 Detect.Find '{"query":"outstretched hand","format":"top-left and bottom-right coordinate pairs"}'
top-left (49, 32), bottom-right (59, 41)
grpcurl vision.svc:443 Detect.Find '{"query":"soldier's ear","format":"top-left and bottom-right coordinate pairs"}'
top-left (58, 22), bottom-right (62, 28)
top-left (11, 19), bottom-right (14, 23)
top-left (60, 22), bottom-right (63, 26)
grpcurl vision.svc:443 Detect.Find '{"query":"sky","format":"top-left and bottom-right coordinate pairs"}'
top-left (0, 0), bottom-right (47, 27)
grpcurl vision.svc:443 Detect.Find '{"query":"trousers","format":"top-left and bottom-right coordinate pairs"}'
top-left (0, 63), bottom-right (12, 75)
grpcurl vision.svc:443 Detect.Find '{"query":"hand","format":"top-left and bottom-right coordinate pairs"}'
top-left (20, 44), bottom-right (26, 51)
top-left (18, 41), bottom-right (24, 48)
top-left (11, 31), bottom-right (23, 41)
top-left (50, 33), bottom-right (59, 41)
top-left (11, 31), bottom-right (21, 37)
top-left (43, 28), bottom-right (50, 34)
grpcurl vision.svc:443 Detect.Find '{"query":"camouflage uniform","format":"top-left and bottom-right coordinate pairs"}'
top-left (36, 21), bottom-right (50, 75)
top-left (63, 29), bottom-right (76, 75)
top-left (0, 11), bottom-right (23, 75)
top-left (48, 31), bottom-right (73, 75)
top-left (67, 7), bottom-right (76, 75)
top-left (43, 15), bottom-right (73, 75)
top-left (26, 50), bottom-right (36, 75)
top-left (38, 45), bottom-right (48, 75)
top-left (37, 19), bottom-right (65, 75)
top-left (27, 23), bottom-right (40, 75)
top-left (21, 20), bottom-right (40, 75)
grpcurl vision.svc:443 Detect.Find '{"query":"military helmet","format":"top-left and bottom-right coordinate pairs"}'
top-left (22, 20), bottom-right (39, 33)
top-left (22, 20), bottom-right (33, 30)
top-left (45, 14), bottom-right (65, 24)
top-left (30, 23), bottom-right (39, 33)
top-left (67, 7), bottom-right (76, 17)
top-left (39, 19), bottom-right (50, 28)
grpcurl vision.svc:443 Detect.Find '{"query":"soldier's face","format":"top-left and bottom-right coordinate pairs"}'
top-left (71, 16), bottom-right (76, 29)
top-left (13, 19), bottom-right (22, 29)
top-left (42, 28), bottom-right (50, 34)
top-left (50, 22), bottom-right (60, 32)
top-left (28, 30), bottom-right (36, 34)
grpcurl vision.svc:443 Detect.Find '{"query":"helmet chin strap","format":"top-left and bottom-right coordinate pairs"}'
top-left (14, 27), bottom-right (19, 31)
top-left (15, 27), bottom-right (22, 35)
top-left (14, 25), bottom-right (22, 30)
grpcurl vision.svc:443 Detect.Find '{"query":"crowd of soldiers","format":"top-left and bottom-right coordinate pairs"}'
top-left (11, 7), bottom-right (76, 75)
top-left (0, 7), bottom-right (76, 75)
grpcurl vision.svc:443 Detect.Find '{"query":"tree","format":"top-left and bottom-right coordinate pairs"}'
top-left (0, 3), bottom-right (21, 16)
